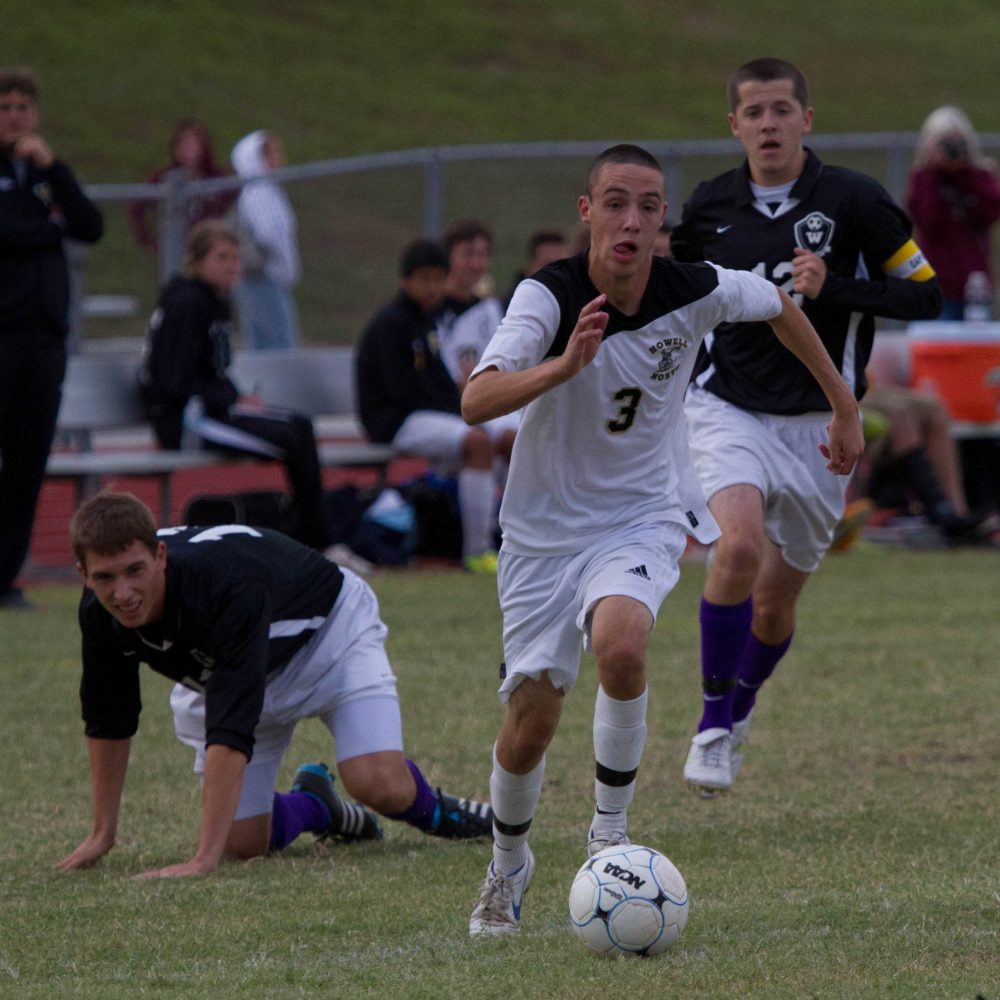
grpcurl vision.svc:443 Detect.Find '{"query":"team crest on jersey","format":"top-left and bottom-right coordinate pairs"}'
top-left (647, 337), bottom-right (689, 382)
top-left (794, 212), bottom-right (836, 257)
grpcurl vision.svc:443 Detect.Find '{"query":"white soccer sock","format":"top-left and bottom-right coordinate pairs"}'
top-left (490, 744), bottom-right (545, 874)
top-left (591, 685), bottom-right (648, 840)
top-left (458, 467), bottom-right (495, 557)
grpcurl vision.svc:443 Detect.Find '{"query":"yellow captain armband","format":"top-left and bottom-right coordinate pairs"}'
top-left (882, 240), bottom-right (936, 281)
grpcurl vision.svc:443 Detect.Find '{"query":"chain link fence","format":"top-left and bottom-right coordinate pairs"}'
top-left (73, 132), bottom-right (1000, 349)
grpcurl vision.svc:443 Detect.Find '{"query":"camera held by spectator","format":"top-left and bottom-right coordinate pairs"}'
top-left (938, 136), bottom-right (968, 163)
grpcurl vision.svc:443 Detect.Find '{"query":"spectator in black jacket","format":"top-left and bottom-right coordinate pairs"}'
top-left (0, 67), bottom-right (103, 610)
top-left (137, 220), bottom-right (331, 550)
top-left (355, 239), bottom-right (506, 573)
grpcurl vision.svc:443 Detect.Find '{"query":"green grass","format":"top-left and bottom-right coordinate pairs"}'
top-left (2, 546), bottom-right (998, 998)
top-left (8, 0), bottom-right (1000, 178)
top-left (6, 0), bottom-right (1000, 344)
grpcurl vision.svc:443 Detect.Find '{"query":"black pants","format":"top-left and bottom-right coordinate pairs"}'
top-left (0, 332), bottom-right (67, 595)
top-left (959, 438), bottom-right (1000, 513)
top-left (196, 406), bottom-right (331, 550)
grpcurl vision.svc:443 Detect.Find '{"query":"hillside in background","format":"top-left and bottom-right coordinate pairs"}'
top-left (7, 0), bottom-right (1000, 175)
top-left (6, 0), bottom-right (999, 342)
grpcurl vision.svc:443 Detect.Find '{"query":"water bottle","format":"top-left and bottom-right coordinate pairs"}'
top-left (962, 270), bottom-right (993, 322)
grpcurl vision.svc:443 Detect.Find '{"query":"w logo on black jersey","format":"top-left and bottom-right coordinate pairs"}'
top-left (794, 212), bottom-right (835, 257)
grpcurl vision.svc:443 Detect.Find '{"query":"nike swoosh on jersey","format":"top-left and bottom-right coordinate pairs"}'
top-left (716, 224), bottom-right (732, 233)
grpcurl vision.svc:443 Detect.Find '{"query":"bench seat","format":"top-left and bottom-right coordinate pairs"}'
top-left (49, 346), bottom-right (396, 520)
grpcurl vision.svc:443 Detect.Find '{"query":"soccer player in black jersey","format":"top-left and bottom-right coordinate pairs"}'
top-left (56, 492), bottom-right (491, 879)
top-left (671, 58), bottom-right (942, 796)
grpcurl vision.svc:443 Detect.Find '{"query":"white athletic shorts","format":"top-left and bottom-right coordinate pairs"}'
top-left (170, 568), bottom-right (403, 820)
top-left (685, 385), bottom-right (850, 573)
top-left (392, 410), bottom-right (468, 467)
top-left (496, 520), bottom-right (687, 701)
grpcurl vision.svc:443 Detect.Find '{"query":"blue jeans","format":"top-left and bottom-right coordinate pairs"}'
top-left (234, 275), bottom-right (300, 350)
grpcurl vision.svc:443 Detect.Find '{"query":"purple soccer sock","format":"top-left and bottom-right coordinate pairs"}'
top-left (697, 596), bottom-right (753, 732)
top-left (732, 632), bottom-right (793, 723)
top-left (384, 759), bottom-right (440, 832)
top-left (268, 791), bottom-right (330, 852)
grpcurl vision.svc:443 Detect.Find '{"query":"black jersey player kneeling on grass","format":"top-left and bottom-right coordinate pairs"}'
top-left (56, 491), bottom-right (491, 880)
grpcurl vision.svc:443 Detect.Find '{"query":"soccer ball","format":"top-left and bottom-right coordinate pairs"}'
top-left (568, 844), bottom-right (689, 957)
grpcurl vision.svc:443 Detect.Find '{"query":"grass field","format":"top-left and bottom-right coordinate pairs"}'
top-left (2, 545), bottom-right (997, 998)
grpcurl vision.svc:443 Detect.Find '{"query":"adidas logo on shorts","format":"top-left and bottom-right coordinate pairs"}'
top-left (625, 564), bottom-right (650, 581)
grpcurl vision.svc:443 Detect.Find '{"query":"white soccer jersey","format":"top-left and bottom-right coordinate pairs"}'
top-left (437, 296), bottom-right (505, 382)
top-left (472, 253), bottom-right (781, 555)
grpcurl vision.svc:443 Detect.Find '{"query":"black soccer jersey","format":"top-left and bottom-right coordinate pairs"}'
top-left (671, 148), bottom-right (942, 414)
top-left (355, 291), bottom-right (462, 444)
top-left (78, 526), bottom-right (344, 758)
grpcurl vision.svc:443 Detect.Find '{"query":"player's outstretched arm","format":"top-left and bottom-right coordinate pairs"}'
top-left (461, 294), bottom-right (608, 424)
top-left (55, 737), bottom-right (131, 872)
top-left (134, 743), bottom-right (247, 880)
top-left (766, 289), bottom-right (864, 476)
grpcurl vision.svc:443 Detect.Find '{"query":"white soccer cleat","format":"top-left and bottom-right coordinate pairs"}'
top-left (684, 727), bottom-right (732, 797)
top-left (469, 850), bottom-right (536, 937)
top-left (730, 712), bottom-right (753, 781)
top-left (586, 830), bottom-right (631, 857)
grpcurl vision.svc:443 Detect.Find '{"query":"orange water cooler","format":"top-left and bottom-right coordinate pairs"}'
top-left (906, 321), bottom-right (1000, 425)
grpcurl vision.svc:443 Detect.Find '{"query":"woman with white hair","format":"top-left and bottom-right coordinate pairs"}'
top-left (907, 106), bottom-right (1000, 319)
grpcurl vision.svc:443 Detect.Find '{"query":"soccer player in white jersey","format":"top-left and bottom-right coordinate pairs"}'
top-left (671, 58), bottom-right (942, 797)
top-left (436, 219), bottom-right (519, 463)
top-left (464, 144), bottom-right (864, 935)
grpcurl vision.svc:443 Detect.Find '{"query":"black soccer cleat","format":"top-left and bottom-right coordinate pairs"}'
top-left (291, 762), bottom-right (383, 843)
top-left (432, 789), bottom-right (493, 839)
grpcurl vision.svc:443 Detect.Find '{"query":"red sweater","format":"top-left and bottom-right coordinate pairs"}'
top-left (907, 164), bottom-right (1000, 301)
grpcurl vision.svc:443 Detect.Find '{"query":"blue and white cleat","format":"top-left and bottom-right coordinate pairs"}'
top-left (469, 850), bottom-right (536, 936)
top-left (433, 789), bottom-right (493, 839)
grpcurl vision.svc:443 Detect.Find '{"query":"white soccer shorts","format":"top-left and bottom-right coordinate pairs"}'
top-left (496, 520), bottom-right (687, 701)
top-left (685, 385), bottom-right (851, 573)
top-left (170, 568), bottom-right (402, 820)
top-left (392, 410), bottom-right (469, 467)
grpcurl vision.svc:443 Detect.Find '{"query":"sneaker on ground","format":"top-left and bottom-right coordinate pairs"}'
top-left (463, 551), bottom-right (499, 574)
top-left (586, 830), bottom-right (631, 857)
top-left (683, 727), bottom-right (732, 797)
top-left (469, 850), bottom-right (536, 936)
top-left (433, 789), bottom-right (493, 838)
top-left (291, 762), bottom-right (383, 842)
top-left (730, 712), bottom-right (753, 781)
